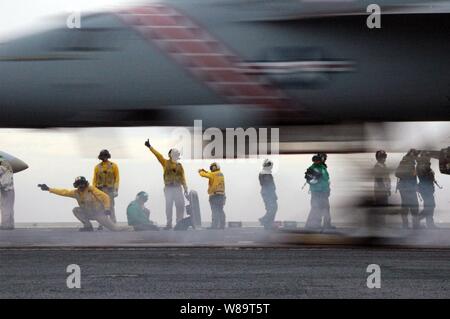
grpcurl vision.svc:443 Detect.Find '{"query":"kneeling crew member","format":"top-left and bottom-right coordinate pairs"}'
top-left (38, 177), bottom-right (126, 232)
top-left (127, 191), bottom-right (159, 231)
top-left (199, 163), bottom-right (226, 229)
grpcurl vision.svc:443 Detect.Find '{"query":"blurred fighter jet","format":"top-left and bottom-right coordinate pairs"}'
top-left (0, 151), bottom-right (28, 173)
top-left (0, 0), bottom-right (449, 129)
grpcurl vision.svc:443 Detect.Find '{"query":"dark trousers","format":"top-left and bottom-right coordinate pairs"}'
top-left (374, 192), bottom-right (389, 207)
top-left (209, 194), bottom-right (226, 229)
top-left (260, 193), bottom-right (278, 229)
top-left (371, 192), bottom-right (389, 227)
top-left (399, 189), bottom-right (419, 227)
top-left (419, 190), bottom-right (436, 227)
top-left (306, 191), bottom-right (331, 229)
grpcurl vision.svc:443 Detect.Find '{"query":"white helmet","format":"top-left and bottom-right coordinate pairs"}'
top-left (168, 148), bottom-right (181, 161)
top-left (210, 162), bottom-right (220, 171)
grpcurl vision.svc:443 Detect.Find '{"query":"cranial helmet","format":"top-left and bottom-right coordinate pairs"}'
top-left (312, 155), bottom-right (322, 162)
top-left (136, 191), bottom-right (149, 202)
top-left (98, 149), bottom-right (111, 160)
top-left (262, 159), bottom-right (273, 170)
top-left (317, 152), bottom-right (328, 163)
top-left (375, 150), bottom-right (387, 160)
top-left (168, 148), bottom-right (181, 161)
top-left (73, 176), bottom-right (89, 188)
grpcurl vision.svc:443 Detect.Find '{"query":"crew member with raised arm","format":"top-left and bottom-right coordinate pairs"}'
top-left (145, 139), bottom-right (188, 230)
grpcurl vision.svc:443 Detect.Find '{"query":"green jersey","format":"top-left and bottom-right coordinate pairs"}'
top-left (307, 163), bottom-right (330, 193)
top-left (127, 200), bottom-right (151, 226)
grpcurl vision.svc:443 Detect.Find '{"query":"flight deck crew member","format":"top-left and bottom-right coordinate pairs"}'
top-left (395, 149), bottom-right (420, 229)
top-left (368, 150), bottom-right (392, 227)
top-left (258, 159), bottom-right (278, 230)
top-left (127, 191), bottom-right (159, 231)
top-left (38, 176), bottom-right (127, 232)
top-left (199, 162), bottom-right (226, 229)
top-left (417, 154), bottom-right (438, 229)
top-left (145, 139), bottom-right (188, 230)
top-left (93, 149), bottom-right (119, 223)
top-left (305, 153), bottom-right (334, 230)
top-left (373, 150), bottom-right (391, 207)
top-left (0, 156), bottom-right (15, 230)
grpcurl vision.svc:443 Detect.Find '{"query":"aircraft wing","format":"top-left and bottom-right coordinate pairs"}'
top-left (0, 151), bottom-right (29, 173)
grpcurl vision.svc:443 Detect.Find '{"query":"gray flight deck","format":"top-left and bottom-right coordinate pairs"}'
top-left (2, 225), bottom-right (450, 298)
top-left (2, 224), bottom-right (450, 248)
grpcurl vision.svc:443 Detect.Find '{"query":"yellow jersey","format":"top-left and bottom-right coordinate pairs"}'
top-left (199, 169), bottom-right (225, 195)
top-left (50, 186), bottom-right (111, 211)
top-left (149, 147), bottom-right (187, 187)
top-left (93, 161), bottom-right (119, 191)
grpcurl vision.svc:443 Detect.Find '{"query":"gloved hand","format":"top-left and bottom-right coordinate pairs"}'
top-left (145, 139), bottom-right (151, 149)
top-left (198, 169), bottom-right (205, 173)
top-left (114, 191), bottom-right (119, 198)
top-left (105, 210), bottom-right (112, 216)
top-left (38, 184), bottom-right (50, 191)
